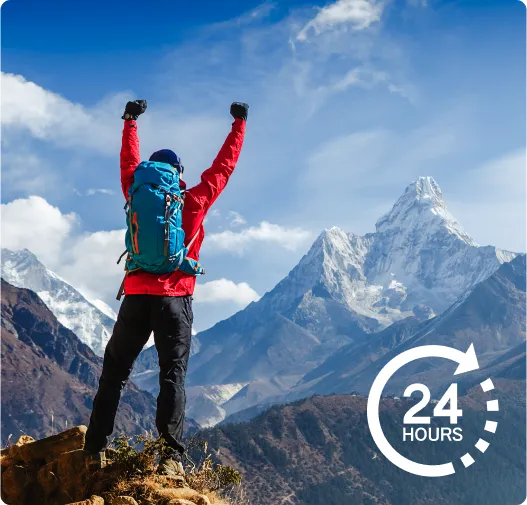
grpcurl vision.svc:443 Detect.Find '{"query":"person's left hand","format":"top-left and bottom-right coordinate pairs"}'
top-left (230, 102), bottom-right (249, 121)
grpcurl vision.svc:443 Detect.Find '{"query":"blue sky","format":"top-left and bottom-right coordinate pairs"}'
top-left (1, 0), bottom-right (525, 331)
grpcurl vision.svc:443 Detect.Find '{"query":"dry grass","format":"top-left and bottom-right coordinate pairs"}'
top-left (84, 433), bottom-right (248, 505)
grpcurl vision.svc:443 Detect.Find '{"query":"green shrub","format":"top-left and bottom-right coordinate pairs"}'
top-left (110, 433), bottom-right (171, 477)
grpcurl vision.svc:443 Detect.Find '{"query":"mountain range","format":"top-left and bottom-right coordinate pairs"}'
top-left (0, 279), bottom-right (160, 444)
top-left (3, 177), bottom-right (523, 430)
top-left (286, 253), bottom-right (526, 399)
top-left (198, 379), bottom-right (526, 505)
top-left (176, 177), bottom-right (520, 425)
top-left (1, 175), bottom-right (524, 505)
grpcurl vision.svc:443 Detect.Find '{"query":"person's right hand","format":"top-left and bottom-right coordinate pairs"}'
top-left (230, 102), bottom-right (249, 121)
top-left (122, 100), bottom-right (147, 121)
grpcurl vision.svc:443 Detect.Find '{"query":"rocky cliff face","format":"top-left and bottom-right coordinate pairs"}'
top-left (0, 426), bottom-right (236, 505)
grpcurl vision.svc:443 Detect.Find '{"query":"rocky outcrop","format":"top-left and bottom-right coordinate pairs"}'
top-left (1, 426), bottom-right (90, 505)
top-left (0, 426), bottom-right (230, 505)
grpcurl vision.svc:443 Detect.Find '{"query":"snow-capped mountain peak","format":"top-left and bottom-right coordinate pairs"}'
top-left (252, 177), bottom-right (514, 331)
top-left (1, 248), bottom-right (115, 356)
top-left (375, 176), bottom-right (475, 245)
top-left (405, 176), bottom-right (444, 204)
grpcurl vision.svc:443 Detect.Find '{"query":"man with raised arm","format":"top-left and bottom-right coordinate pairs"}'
top-left (84, 100), bottom-right (248, 469)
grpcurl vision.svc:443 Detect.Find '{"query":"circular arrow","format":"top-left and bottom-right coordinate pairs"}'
top-left (367, 344), bottom-right (479, 478)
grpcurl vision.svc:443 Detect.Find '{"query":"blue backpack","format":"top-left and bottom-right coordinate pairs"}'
top-left (116, 161), bottom-right (204, 298)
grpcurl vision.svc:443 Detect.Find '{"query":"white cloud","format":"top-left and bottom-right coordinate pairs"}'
top-left (59, 229), bottom-right (126, 301)
top-left (1, 152), bottom-right (61, 196)
top-left (2, 73), bottom-right (89, 132)
top-left (1, 73), bottom-right (226, 179)
top-left (1, 72), bottom-right (121, 155)
top-left (194, 278), bottom-right (260, 306)
top-left (1, 195), bottom-right (263, 306)
top-left (86, 188), bottom-right (116, 196)
top-left (302, 122), bottom-right (461, 196)
top-left (206, 221), bottom-right (313, 254)
top-left (287, 0), bottom-right (414, 110)
top-left (297, 0), bottom-right (384, 41)
top-left (1, 196), bottom-right (128, 301)
top-left (328, 67), bottom-right (415, 101)
top-left (228, 211), bottom-right (247, 227)
top-left (213, 2), bottom-right (276, 29)
top-left (1, 196), bottom-right (78, 267)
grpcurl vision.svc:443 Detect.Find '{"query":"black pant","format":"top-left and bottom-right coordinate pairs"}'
top-left (85, 294), bottom-right (193, 455)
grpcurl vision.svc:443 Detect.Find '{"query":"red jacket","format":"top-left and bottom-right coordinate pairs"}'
top-left (120, 118), bottom-right (246, 296)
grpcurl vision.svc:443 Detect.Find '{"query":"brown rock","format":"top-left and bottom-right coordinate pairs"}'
top-left (65, 496), bottom-right (104, 505)
top-left (38, 461), bottom-right (59, 496)
top-left (166, 500), bottom-right (196, 505)
top-left (0, 451), bottom-right (14, 469)
top-left (8, 434), bottom-right (36, 461)
top-left (163, 488), bottom-right (211, 505)
top-left (57, 449), bottom-right (88, 502)
top-left (17, 426), bottom-right (87, 464)
top-left (1, 464), bottom-right (28, 504)
top-left (109, 497), bottom-right (139, 505)
top-left (196, 495), bottom-right (211, 505)
top-left (162, 474), bottom-right (186, 487)
top-left (1, 445), bottom-right (12, 464)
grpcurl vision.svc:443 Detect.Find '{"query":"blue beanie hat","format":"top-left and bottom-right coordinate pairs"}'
top-left (149, 149), bottom-right (184, 173)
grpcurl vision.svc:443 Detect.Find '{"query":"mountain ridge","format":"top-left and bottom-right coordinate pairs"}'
top-left (198, 380), bottom-right (526, 505)
top-left (290, 253), bottom-right (526, 400)
top-left (1, 248), bottom-right (116, 356)
top-left (0, 279), bottom-right (159, 444)
top-left (177, 177), bottom-right (517, 426)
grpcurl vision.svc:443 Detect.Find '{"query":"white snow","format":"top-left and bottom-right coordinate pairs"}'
top-left (256, 176), bottom-right (516, 330)
top-left (186, 383), bottom-right (249, 427)
top-left (90, 299), bottom-right (118, 320)
top-left (1, 248), bottom-right (115, 356)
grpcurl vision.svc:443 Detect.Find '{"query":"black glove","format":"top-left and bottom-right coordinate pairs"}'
top-left (230, 102), bottom-right (249, 121)
top-left (122, 100), bottom-right (147, 121)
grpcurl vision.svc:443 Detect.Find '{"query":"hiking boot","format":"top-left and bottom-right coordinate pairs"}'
top-left (157, 456), bottom-right (185, 477)
top-left (84, 450), bottom-right (107, 471)
top-left (104, 447), bottom-right (118, 462)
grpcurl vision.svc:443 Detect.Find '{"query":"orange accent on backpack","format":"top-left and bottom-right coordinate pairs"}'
top-left (132, 212), bottom-right (140, 254)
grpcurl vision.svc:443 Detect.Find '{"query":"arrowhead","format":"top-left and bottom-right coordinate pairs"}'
top-left (454, 344), bottom-right (479, 375)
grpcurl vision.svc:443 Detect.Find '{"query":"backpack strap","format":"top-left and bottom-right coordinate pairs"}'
top-left (116, 275), bottom-right (126, 301)
top-left (163, 195), bottom-right (183, 256)
top-left (117, 249), bottom-right (128, 265)
top-left (163, 194), bottom-right (171, 256)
